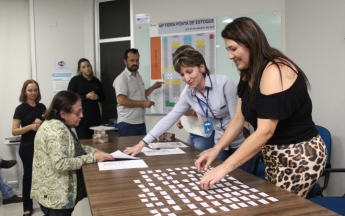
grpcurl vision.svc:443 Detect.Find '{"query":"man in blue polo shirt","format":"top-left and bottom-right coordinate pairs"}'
top-left (113, 48), bottom-right (163, 136)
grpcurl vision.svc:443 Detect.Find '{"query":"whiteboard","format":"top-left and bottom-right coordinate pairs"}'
top-left (135, 11), bottom-right (282, 114)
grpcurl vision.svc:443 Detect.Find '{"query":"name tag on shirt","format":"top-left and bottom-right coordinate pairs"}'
top-left (204, 120), bottom-right (213, 135)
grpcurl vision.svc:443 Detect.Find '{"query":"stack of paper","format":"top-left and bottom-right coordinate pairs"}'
top-left (89, 125), bottom-right (117, 131)
top-left (98, 150), bottom-right (148, 171)
top-left (98, 160), bottom-right (148, 171)
top-left (142, 148), bottom-right (186, 156)
top-left (148, 142), bottom-right (188, 149)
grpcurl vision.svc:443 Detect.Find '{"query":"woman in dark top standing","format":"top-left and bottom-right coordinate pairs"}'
top-left (12, 79), bottom-right (46, 216)
top-left (68, 58), bottom-right (105, 139)
top-left (195, 17), bottom-right (327, 198)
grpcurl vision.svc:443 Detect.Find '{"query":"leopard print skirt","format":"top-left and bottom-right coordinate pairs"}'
top-left (262, 134), bottom-right (327, 198)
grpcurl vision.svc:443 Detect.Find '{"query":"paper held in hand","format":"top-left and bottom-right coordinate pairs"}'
top-left (110, 150), bottom-right (140, 160)
top-left (148, 142), bottom-right (189, 149)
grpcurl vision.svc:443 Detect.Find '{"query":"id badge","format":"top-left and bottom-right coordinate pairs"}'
top-left (204, 120), bottom-right (213, 135)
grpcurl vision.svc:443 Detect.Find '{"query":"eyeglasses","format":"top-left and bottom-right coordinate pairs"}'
top-left (71, 109), bottom-right (83, 116)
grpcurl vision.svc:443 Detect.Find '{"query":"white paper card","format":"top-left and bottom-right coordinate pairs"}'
top-left (98, 160), bottom-right (148, 170)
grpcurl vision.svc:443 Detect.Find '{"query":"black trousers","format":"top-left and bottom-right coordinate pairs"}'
top-left (19, 141), bottom-right (34, 212)
top-left (75, 125), bottom-right (93, 139)
top-left (39, 204), bottom-right (74, 216)
top-left (39, 177), bottom-right (87, 216)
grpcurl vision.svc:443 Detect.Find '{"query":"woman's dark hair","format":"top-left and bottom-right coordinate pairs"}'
top-left (44, 91), bottom-right (81, 120)
top-left (19, 79), bottom-right (42, 103)
top-left (221, 17), bottom-right (310, 104)
top-left (173, 49), bottom-right (210, 77)
top-left (77, 58), bottom-right (94, 78)
top-left (124, 48), bottom-right (139, 60)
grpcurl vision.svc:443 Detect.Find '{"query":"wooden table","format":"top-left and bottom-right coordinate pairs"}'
top-left (81, 136), bottom-right (337, 216)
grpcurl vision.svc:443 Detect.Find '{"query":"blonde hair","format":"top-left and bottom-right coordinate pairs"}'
top-left (173, 49), bottom-right (210, 77)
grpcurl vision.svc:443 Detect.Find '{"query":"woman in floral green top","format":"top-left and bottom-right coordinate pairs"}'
top-left (31, 91), bottom-right (113, 216)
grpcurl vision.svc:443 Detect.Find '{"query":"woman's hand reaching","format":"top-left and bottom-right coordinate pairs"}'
top-left (194, 147), bottom-right (220, 172)
top-left (95, 150), bottom-right (114, 162)
top-left (124, 141), bottom-right (146, 156)
top-left (199, 164), bottom-right (231, 190)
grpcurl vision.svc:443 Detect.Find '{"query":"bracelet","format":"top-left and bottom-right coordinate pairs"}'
top-left (142, 140), bottom-right (148, 145)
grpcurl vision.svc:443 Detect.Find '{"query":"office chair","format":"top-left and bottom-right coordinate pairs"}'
top-left (308, 125), bottom-right (332, 197)
top-left (253, 152), bottom-right (266, 180)
top-left (309, 168), bottom-right (345, 215)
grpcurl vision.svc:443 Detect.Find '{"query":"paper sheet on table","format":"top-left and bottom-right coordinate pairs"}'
top-left (89, 126), bottom-right (116, 131)
top-left (141, 147), bottom-right (152, 152)
top-left (149, 142), bottom-right (189, 149)
top-left (142, 148), bottom-right (186, 156)
top-left (98, 160), bottom-right (148, 171)
top-left (110, 150), bottom-right (140, 160)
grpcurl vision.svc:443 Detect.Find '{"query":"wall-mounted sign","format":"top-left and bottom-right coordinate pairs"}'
top-left (54, 60), bottom-right (70, 69)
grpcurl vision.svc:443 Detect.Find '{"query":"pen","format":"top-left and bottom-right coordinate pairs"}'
top-left (146, 97), bottom-right (155, 106)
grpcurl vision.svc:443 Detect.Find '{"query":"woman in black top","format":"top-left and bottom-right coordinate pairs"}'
top-left (195, 17), bottom-right (327, 198)
top-left (68, 58), bottom-right (105, 139)
top-left (12, 79), bottom-right (46, 216)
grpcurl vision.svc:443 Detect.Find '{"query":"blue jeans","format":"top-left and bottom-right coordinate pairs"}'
top-left (19, 141), bottom-right (34, 212)
top-left (217, 148), bottom-right (260, 174)
top-left (187, 132), bottom-right (215, 151)
top-left (118, 122), bottom-right (146, 137)
top-left (0, 159), bottom-right (15, 199)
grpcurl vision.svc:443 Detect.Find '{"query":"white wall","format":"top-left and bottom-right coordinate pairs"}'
top-left (0, 0), bottom-right (95, 181)
top-left (33, 0), bottom-right (95, 107)
top-left (132, 0), bottom-right (285, 23)
top-left (285, 0), bottom-right (345, 196)
top-left (132, 0), bottom-right (286, 51)
top-left (0, 0), bottom-right (31, 180)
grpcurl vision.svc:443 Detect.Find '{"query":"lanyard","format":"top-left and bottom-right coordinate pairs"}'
top-left (197, 88), bottom-right (210, 119)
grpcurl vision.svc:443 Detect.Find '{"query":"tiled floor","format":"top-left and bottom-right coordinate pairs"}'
top-left (0, 195), bottom-right (92, 216)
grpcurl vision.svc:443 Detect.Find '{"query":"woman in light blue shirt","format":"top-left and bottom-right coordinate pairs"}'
top-left (124, 49), bottom-right (256, 173)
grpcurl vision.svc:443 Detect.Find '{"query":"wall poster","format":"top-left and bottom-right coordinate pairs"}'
top-left (150, 18), bottom-right (216, 114)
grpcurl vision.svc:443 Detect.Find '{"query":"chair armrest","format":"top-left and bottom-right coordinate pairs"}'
top-left (323, 168), bottom-right (345, 173)
top-left (315, 168), bottom-right (345, 198)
